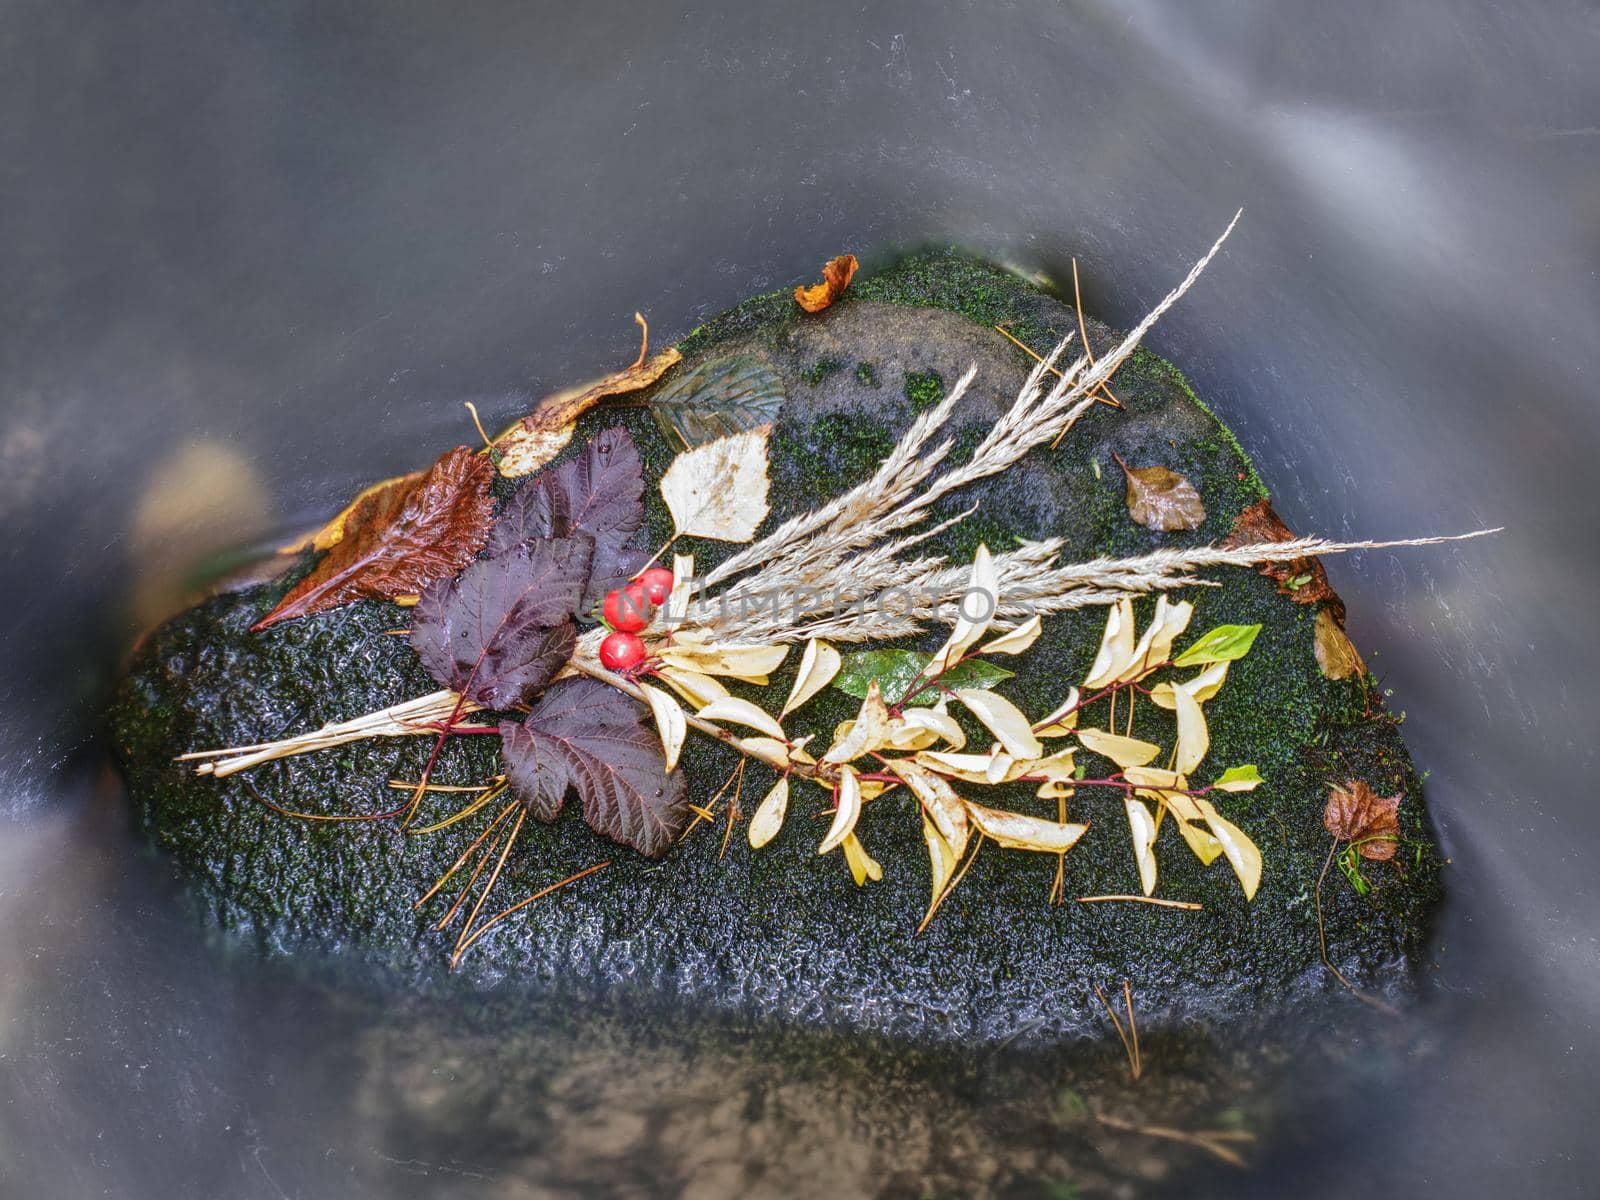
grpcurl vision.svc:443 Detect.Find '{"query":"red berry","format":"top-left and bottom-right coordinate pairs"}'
top-left (636, 566), bottom-right (675, 605)
top-left (603, 584), bottom-right (653, 632)
top-left (599, 631), bottom-right (647, 671)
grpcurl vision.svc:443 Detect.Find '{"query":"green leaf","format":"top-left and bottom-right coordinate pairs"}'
top-left (1213, 764), bottom-right (1263, 793)
top-left (831, 649), bottom-right (1013, 707)
top-left (1172, 623), bottom-right (1262, 668)
top-left (649, 354), bottom-right (785, 448)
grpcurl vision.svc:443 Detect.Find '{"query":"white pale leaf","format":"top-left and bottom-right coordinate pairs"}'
top-left (963, 799), bottom-right (1089, 854)
top-left (659, 637), bottom-right (789, 682)
top-left (926, 544), bottom-right (1000, 676)
top-left (663, 552), bottom-right (698, 620)
top-left (747, 777), bottom-right (790, 848)
top-left (985, 749), bottom-right (1016, 785)
top-left (1082, 598), bottom-right (1135, 689)
top-left (657, 666), bottom-right (729, 709)
top-left (841, 832), bottom-right (882, 885)
top-left (1172, 683), bottom-right (1210, 776)
top-left (1150, 661), bottom-right (1230, 711)
top-left (1035, 688), bottom-right (1081, 737)
top-left (1116, 595), bottom-right (1195, 683)
top-left (980, 614), bottom-right (1043, 656)
top-left (823, 682), bottom-right (892, 764)
top-left (1194, 797), bottom-right (1262, 900)
top-left (639, 683), bottom-right (687, 773)
top-left (697, 696), bottom-right (787, 741)
top-left (921, 811), bottom-right (960, 912)
top-left (1124, 797), bottom-right (1159, 896)
top-left (1026, 748), bottom-right (1079, 781)
top-left (659, 427), bottom-right (771, 542)
top-left (913, 750), bottom-right (1008, 784)
top-left (781, 639), bottom-right (841, 718)
top-left (888, 760), bottom-right (970, 859)
top-left (1077, 727), bottom-right (1162, 770)
top-left (887, 707), bottom-right (966, 751)
top-left (818, 765), bottom-right (862, 854)
top-left (953, 689), bottom-right (1043, 760)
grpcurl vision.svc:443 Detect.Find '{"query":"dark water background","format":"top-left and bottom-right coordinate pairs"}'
top-left (2, 1), bottom-right (1597, 1196)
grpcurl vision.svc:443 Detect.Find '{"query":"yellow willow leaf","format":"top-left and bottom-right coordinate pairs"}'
top-left (1172, 683), bottom-right (1210, 776)
top-left (1036, 780), bottom-right (1076, 799)
top-left (1194, 797), bottom-right (1263, 900)
top-left (823, 682), bottom-right (892, 764)
top-left (782, 639), bottom-right (841, 718)
top-left (896, 706), bottom-right (967, 751)
top-left (979, 614), bottom-right (1043, 656)
top-left (888, 760), bottom-right (970, 858)
top-left (1025, 748), bottom-right (1079, 782)
top-left (883, 717), bottom-right (942, 752)
top-left (697, 696), bottom-right (786, 740)
top-left (747, 777), bottom-right (790, 848)
top-left (1149, 661), bottom-right (1230, 710)
top-left (1123, 765), bottom-right (1183, 790)
top-left (659, 637), bottom-right (789, 682)
top-left (925, 544), bottom-right (1000, 676)
top-left (1116, 595), bottom-right (1194, 683)
top-left (639, 683), bottom-right (687, 773)
top-left (953, 689), bottom-right (1042, 760)
top-left (1174, 812), bottom-right (1225, 865)
top-left (1082, 598), bottom-right (1135, 689)
top-left (1077, 727), bottom-right (1162, 770)
top-left (818, 766), bottom-right (862, 854)
top-left (657, 666), bottom-right (729, 709)
top-left (1035, 688), bottom-right (1081, 737)
top-left (841, 831), bottom-right (882, 885)
top-left (1124, 797), bottom-right (1159, 896)
top-left (914, 750), bottom-right (1010, 784)
top-left (921, 810), bottom-right (960, 913)
top-left (963, 799), bottom-right (1089, 854)
top-left (659, 427), bottom-right (771, 542)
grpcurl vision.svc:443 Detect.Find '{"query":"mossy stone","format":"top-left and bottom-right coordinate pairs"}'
top-left (111, 252), bottom-right (1441, 1042)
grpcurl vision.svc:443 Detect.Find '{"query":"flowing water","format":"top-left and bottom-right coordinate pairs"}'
top-left (3, 2), bottom-right (1597, 1196)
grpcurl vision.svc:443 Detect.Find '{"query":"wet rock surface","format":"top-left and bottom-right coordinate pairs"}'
top-left (112, 253), bottom-right (1442, 1043)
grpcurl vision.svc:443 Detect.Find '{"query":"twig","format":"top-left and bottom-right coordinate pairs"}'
top-left (1315, 840), bottom-right (1402, 1017)
top-left (1077, 894), bottom-right (1202, 911)
top-left (1093, 980), bottom-right (1142, 1081)
top-left (1094, 1113), bottom-right (1255, 1169)
top-left (451, 860), bottom-right (612, 965)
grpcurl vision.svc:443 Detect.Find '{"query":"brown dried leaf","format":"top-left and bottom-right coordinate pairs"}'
top-left (1313, 606), bottom-right (1367, 679)
top-left (794, 253), bottom-right (859, 313)
top-left (278, 469), bottom-right (423, 555)
top-left (1116, 454), bottom-right (1206, 531)
top-left (253, 446), bottom-right (494, 630)
top-left (1222, 499), bottom-right (1343, 618)
top-left (1323, 780), bottom-right (1401, 859)
top-left (493, 331), bottom-right (681, 478)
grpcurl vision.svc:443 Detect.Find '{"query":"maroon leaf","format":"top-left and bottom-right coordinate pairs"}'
top-left (487, 427), bottom-right (649, 614)
top-left (501, 676), bottom-right (688, 857)
top-left (410, 537), bottom-right (591, 708)
top-left (253, 446), bottom-right (495, 630)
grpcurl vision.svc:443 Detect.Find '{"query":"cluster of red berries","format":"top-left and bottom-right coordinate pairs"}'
top-left (598, 566), bottom-right (675, 672)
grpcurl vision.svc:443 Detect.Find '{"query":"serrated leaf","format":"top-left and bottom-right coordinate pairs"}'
top-left (832, 649), bottom-right (1013, 706)
top-left (492, 342), bottom-right (681, 478)
top-left (409, 537), bottom-right (592, 707)
top-left (253, 446), bottom-right (495, 630)
top-left (782, 638), bottom-right (842, 718)
top-left (1116, 455), bottom-right (1206, 532)
top-left (639, 683), bottom-right (687, 773)
top-left (659, 427), bottom-right (771, 542)
top-left (952, 688), bottom-right (1043, 760)
top-left (501, 676), bottom-right (687, 857)
top-left (1323, 780), bottom-right (1401, 860)
top-left (1213, 765), bottom-right (1263, 793)
top-left (489, 427), bottom-right (649, 614)
top-left (1172, 623), bottom-right (1262, 668)
top-left (649, 354), bottom-right (786, 449)
top-left (747, 777), bottom-right (789, 849)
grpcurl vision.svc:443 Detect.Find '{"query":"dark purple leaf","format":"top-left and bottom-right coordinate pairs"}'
top-left (410, 537), bottom-right (591, 708)
top-left (500, 676), bottom-right (688, 857)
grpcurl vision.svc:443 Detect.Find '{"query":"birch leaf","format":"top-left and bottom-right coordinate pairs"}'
top-left (492, 341), bottom-right (682, 478)
top-left (649, 354), bottom-right (786, 449)
top-left (659, 427), bottom-right (771, 542)
top-left (963, 800), bottom-right (1089, 854)
top-left (697, 696), bottom-right (787, 741)
top-left (841, 832), bottom-right (882, 885)
top-left (1082, 599), bottom-right (1136, 689)
top-left (953, 689), bottom-right (1043, 760)
top-left (1035, 688), bottom-right (1081, 737)
top-left (782, 639), bottom-right (842, 717)
top-left (823, 682), bottom-right (892, 763)
top-left (818, 766), bottom-right (862, 854)
top-left (1077, 727), bottom-right (1162, 770)
top-left (1193, 796), bottom-right (1263, 900)
top-left (1125, 797), bottom-right (1159, 896)
top-left (1172, 683), bottom-right (1210, 776)
top-left (1116, 455), bottom-right (1206, 532)
top-left (639, 683), bottom-right (687, 773)
top-left (747, 777), bottom-right (790, 848)
top-left (980, 614), bottom-right (1043, 656)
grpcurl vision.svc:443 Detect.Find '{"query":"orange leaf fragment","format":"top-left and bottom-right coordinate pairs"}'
top-left (1323, 780), bottom-right (1401, 860)
top-left (794, 254), bottom-right (859, 313)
